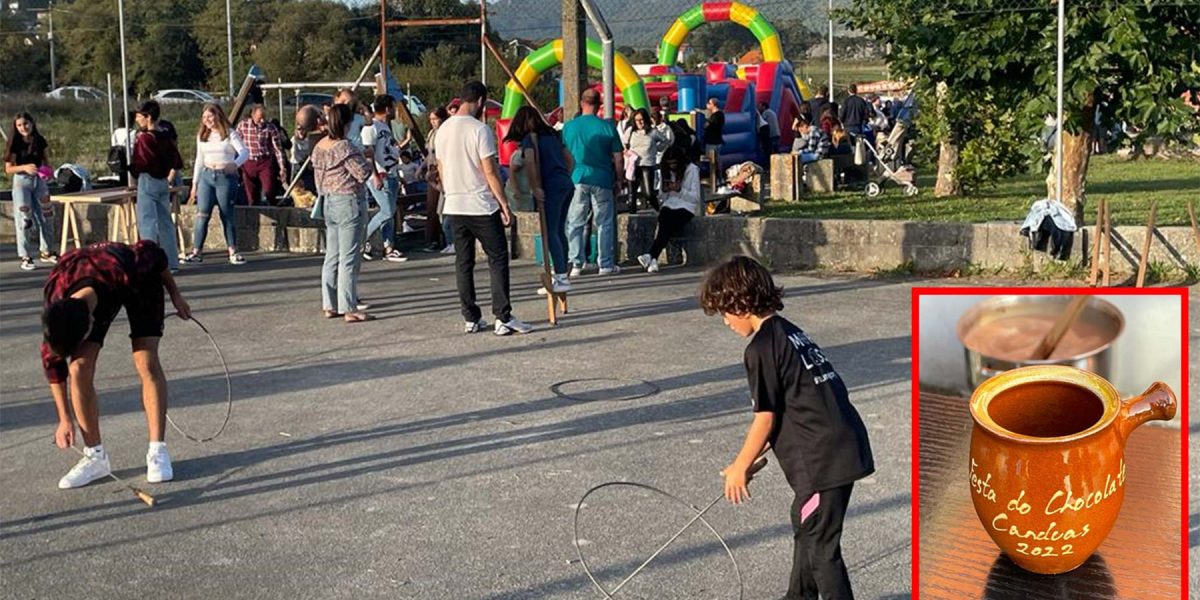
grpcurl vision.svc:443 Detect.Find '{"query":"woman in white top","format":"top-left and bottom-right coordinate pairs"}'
top-left (184, 103), bottom-right (249, 265)
top-left (626, 108), bottom-right (673, 212)
top-left (636, 146), bottom-right (700, 273)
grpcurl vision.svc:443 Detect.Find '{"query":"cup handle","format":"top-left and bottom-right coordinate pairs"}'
top-left (1118, 382), bottom-right (1176, 441)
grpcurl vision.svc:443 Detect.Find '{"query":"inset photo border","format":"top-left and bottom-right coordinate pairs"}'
top-left (911, 286), bottom-right (1188, 600)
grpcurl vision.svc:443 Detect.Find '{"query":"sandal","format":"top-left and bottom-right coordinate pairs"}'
top-left (182, 252), bottom-right (203, 263)
top-left (228, 253), bottom-right (245, 265)
top-left (323, 309), bottom-right (342, 319)
top-left (343, 312), bottom-right (375, 323)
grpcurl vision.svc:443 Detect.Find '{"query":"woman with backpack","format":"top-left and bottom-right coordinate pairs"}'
top-left (183, 103), bottom-right (249, 265)
top-left (4, 112), bottom-right (58, 270)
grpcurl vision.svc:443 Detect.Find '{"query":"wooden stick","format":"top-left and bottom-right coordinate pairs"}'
top-left (1135, 200), bottom-right (1157, 287)
top-left (1088, 200), bottom-right (1101, 286)
top-left (1031, 296), bottom-right (1091, 360)
top-left (1188, 200), bottom-right (1200, 255)
top-left (528, 132), bottom-right (564, 325)
top-left (1102, 199), bottom-right (1111, 287)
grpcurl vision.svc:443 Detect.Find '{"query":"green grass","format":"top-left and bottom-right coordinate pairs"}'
top-left (765, 153), bottom-right (1200, 227)
top-left (1, 93), bottom-right (201, 190)
top-left (792, 61), bottom-right (891, 92)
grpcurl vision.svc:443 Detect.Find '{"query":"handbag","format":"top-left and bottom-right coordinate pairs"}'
top-left (310, 194), bottom-right (325, 220)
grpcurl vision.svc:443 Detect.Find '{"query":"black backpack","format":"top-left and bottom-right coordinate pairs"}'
top-left (107, 144), bottom-right (127, 176)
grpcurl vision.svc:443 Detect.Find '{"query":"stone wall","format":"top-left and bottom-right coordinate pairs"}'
top-left (4, 200), bottom-right (1196, 276)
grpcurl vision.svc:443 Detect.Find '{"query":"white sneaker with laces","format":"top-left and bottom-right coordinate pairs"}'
top-left (440, 245), bottom-right (455, 254)
top-left (464, 319), bottom-right (488, 334)
top-left (598, 265), bottom-right (621, 276)
top-left (146, 442), bottom-right (173, 483)
top-left (569, 264), bottom-right (583, 277)
top-left (59, 446), bottom-right (112, 489)
top-left (494, 317), bottom-right (534, 336)
top-left (20, 257), bottom-right (36, 271)
top-left (637, 254), bottom-right (652, 270)
top-left (647, 258), bottom-right (659, 273)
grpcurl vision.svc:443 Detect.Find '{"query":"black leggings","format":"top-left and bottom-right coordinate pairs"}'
top-left (629, 165), bottom-right (659, 212)
top-left (649, 207), bottom-right (693, 258)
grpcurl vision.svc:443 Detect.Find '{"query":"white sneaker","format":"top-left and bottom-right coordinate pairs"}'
top-left (146, 443), bottom-right (173, 483)
top-left (440, 244), bottom-right (455, 254)
top-left (569, 264), bottom-right (583, 277)
top-left (598, 265), bottom-right (621, 276)
top-left (383, 247), bottom-right (409, 262)
top-left (637, 254), bottom-right (652, 270)
top-left (647, 258), bottom-right (659, 273)
top-left (537, 274), bottom-right (572, 295)
top-left (19, 257), bottom-right (36, 271)
top-left (495, 317), bottom-right (534, 336)
top-left (464, 319), bottom-right (488, 334)
top-left (59, 446), bottom-right (111, 489)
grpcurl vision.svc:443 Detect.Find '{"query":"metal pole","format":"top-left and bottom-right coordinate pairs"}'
top-left (118, 0), bottom-right (131, 186)
top-left (379, 0), bottom-right (388, 86)
top-left (475, 0), bottom-right (480, 83)
top-left (1055, 0), bottom-right (1065, 205)
top-left (828, 0), bottom-right (834, 95)
top-left (277, 77), bottom-right (283, 118)
top-left (107, 73), bottom-right (114, 136)
top-left (226, 0), bottom-right (234, 97)
top-left (578, 0), bottom-right (614, 122)
top-left (48, 2), bottom-right (56, 90)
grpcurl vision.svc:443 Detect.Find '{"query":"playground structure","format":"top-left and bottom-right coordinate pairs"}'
top-left (497, 1), bottom-right (810, 168)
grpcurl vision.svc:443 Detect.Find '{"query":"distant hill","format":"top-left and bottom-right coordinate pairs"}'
top-left (488, 0), bottom-right (853, 52)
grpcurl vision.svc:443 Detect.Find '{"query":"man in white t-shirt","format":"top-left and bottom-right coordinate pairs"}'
top-left (361, 95), bottom-right (407, 263)
top-left (434, 81), bottom-right (532, 336)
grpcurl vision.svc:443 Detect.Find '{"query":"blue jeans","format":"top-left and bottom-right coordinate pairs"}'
top-left (193, 168), bottom-right (238, 252)
top-left (544, 186), bottom-right (572, 275)
top-left (11, 173), bottom-right (55, 259)
top-left (321, 194), bottom-right (363, 313)
top-left (365, 175), bottom-right (398, 248)
top-left (136, 174), bottom-right (179, 270)
top-left (799, 151), bottom-right (820, 164)
top-left (566, 184), bottom-right (615, 269)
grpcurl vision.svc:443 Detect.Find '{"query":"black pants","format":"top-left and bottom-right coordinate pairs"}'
top-left (787, 484), bottom-right (855, 600)
top-left (450, 211), bottom-right (511, 324)
top-left (629, 165), bottom-right (659, 212)
top-left (649, 207), bottom-right (693, 258)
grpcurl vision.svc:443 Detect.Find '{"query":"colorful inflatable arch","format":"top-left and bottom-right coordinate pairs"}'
top-left (657, 2), bottom-right (783, 68)
top-left (500, 38), bottom-right (650, 120)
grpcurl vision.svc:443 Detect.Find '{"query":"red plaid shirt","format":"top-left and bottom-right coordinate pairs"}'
top-left (236, 118), bottom-right (286, 171)
top-left (40, 241), bottom-right (167, 384)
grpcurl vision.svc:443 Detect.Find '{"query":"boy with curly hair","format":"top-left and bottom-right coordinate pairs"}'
top-left (700, 256), bottom-right (874, 600)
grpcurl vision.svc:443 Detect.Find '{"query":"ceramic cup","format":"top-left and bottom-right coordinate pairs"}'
top-left (968, 365), bottom-right (1175, 574)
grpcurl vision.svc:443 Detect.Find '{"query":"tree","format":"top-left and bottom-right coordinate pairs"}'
top-left (0, 11), bottom-right (51, 92)
top-left (192, 0), bottom-right (278, 94)
top-left (253, 1), bottom-right (357, 84)
top-left (843, 0), bottom-right (1200, 218)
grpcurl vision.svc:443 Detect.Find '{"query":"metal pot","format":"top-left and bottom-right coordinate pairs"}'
top-left (956, 296), bottom-right (1124, 389)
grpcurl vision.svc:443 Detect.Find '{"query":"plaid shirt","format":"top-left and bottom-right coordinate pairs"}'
top-left (236, 118), bottom-right (286, 171)
top-left (40, 241), bottom-right (167, 384)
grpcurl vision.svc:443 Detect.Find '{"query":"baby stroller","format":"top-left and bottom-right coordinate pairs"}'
top-left (859, 128), bottom-right (919, 198)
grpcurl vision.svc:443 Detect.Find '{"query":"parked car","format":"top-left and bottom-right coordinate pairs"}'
top-left (282, 92), bottom-right (335, 110)
top-left (45, 86), bottom-right (105, 101)
top-left (152, 89), bottom-right (218, 104)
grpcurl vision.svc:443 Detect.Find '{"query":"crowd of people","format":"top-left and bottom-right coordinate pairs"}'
top-left (788, 83), bottom-right (915, 167)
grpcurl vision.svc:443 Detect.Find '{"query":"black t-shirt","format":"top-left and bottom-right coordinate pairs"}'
top-left (744, 315), bottom-right (875, 496)
top-left (5, 135), bottom-right (47, 167)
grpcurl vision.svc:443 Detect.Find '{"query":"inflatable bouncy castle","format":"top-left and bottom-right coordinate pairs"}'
top-left (497, 1), bottom-right (809, 168)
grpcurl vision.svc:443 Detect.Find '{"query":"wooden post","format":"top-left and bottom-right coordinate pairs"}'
top-left (1135, 200), bottom-right (1157, 288)
top-left (529, 133), bottom-right (566, 325)
top-left (561, 0), bottom-right (587, 121)
top-left (1102, 199), bottom-right (1111, 287)
top-left (1088, 199), bottom-right (1101, 286)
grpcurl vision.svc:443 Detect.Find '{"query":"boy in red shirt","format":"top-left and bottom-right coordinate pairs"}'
top-left (41, 240), bottom-right (190, 489)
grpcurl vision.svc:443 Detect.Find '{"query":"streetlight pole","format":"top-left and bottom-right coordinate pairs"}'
top-left (827, 0), bottom-right (833, 95)
top-left (226, 0), bottom-right (234, 97)
top-left (48, 2), bottom-right (57, 90)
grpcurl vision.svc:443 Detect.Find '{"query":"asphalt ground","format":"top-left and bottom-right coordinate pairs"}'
top-left (0, 248), bottom-right (913, 599)
top-left (5, 246), bottom-right (1193, 598)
